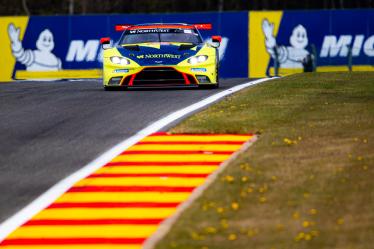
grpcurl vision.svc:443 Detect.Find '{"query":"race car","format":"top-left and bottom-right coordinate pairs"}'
top-left (100, 23), bottom-right (221, 90)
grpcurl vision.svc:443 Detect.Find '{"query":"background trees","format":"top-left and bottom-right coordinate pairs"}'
top-left (0, 0), bottom-right (373, 16)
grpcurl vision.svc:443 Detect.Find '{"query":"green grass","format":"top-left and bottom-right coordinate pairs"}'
top-left (155, 72), bottom-right (374, 249)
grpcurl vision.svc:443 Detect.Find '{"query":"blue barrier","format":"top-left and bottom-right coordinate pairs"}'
top-left (3, 12), bottom-right (248, 80)
top-left (1, 10), bottom-right (373, 81)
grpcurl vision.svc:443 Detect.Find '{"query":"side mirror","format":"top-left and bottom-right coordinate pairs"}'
top-left (211, 35), bottom-right (222, 48)
top-left (100, 37), bottom-right (111, 49)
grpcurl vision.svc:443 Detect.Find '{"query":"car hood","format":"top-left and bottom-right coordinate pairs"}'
top-left (116, 42), bottom-right (204, 66)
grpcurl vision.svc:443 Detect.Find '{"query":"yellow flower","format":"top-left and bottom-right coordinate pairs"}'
top-left (283, 138), bottom-right (293, 145)
top-left (225, 175), bottom-right (234, 183)
top-left (357, 156), bottom-right (363, 161)
top-left (240, 163), bottom-right (251, 171)
top-left (302, 220), bottom-right (310, 228)
top-left (259, 196), bottom-right (267, 203)
top-left (258, 185), bottom-right (268, 193)
top-left (298, 136), bottom-right (302, 141)
top-left (216, 207), bottom-right (224, 214)
top-left (228, 233), bottom-right (237, 241)
top-left (247, 228), bottom-right (259, 237)
top-left (294, 232), bottom-right (305, 242)
top-left (271, 175), bottom-right (277, 181)
top-left (293, 211), bottom-right (300, 220)
top-left (190, 231), bottom-right (200, 240)
top-left (305, 233), bottom-right (312, 241)
top-left (208, 202), bottom-right (216, 208)
top-left (309, 208), bottom-right (318, 215)
top-left (231, 202), bottom-right (239, 210)
top-left (204, 226), bottom-right (217, 234)
top-left (337, 218), bottom-right (344, 225)
top-left (303, 192), bottom-right (310, 198)
top-left (311, 230), bottom-right (320, 237)
top-left (241, 176), bottom-right (249, 182)
top-left (363, 139), bottom-right (368, 143)
top-left (247, 187), bottom-right (254, 193)
top-left (220, 219), bottom-right (229, 229)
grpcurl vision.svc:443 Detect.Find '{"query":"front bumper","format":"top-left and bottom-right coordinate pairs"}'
top-left (103, 64), bottom-right (217, 88)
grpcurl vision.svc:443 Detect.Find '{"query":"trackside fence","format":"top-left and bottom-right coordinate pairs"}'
top-left (0, 10), bottom-right (373, 81)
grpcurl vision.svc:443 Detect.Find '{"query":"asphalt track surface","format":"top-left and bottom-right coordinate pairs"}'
top-left (0, 78), bottom-right (251, 224)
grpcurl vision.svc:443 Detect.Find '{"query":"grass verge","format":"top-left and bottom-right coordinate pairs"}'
top-left (155, 72), bottom-right (374, 249)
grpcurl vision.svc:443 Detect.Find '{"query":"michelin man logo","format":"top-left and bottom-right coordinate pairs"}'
top-left (8, 23), bottom-right (62, 71)
top-left (262, 19), bottom-right (309, 68)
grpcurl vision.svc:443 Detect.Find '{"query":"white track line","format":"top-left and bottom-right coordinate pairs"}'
top-left (0, 77), bottom-right (272, 242)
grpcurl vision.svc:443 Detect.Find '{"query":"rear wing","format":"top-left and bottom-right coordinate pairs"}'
top-left (114, 23), bottom-right (212, 32)
top-left (193, 23), bottom-right (212, 30)
top-left (115, 25), bottom-right (132, 32)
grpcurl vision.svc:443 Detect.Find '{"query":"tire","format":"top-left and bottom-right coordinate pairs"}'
top-left (199, 82), bottom-right (219, 89)
top-left (215, 49), bottom-right (220, 88)
top-left (214, 66), bottom-right (220, 88)
top-left (104, 86), bottom-right (126, 91)
top-left (104, 86), bottom-right (116, 91)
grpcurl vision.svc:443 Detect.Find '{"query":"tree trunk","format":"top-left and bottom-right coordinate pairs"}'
top-left (331, 0), bottom-right (336, 9)
top-left (81, 0), bottom-right (88, 14)
top-left (218, 0), bottom-right (224, 12)
top-left (264, 0), bottom-right (268, 9)
top-left (69, 0), bottom-right (74, 15)
top-left (171, 0), bottom-right (176, 12)
top-left (339, 0), bottom-right (344, 8)
top-left (324, 0), bottom-right (328, 9)
top-left (22, 0), bottom-right (30, 15)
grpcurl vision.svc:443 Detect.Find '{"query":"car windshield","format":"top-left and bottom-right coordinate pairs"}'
top-left (120, 28), bottom-right (202, 45)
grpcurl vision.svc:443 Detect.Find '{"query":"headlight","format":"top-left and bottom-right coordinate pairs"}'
top-left (110, 56), bottom-right (130, 65)
top-left (188, 55), bottom-right (208, 65)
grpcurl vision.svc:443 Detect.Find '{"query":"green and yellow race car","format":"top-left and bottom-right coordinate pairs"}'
top-left (100, 23), bottom-right (221, 90)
